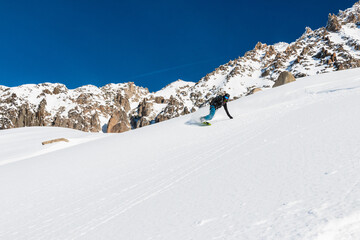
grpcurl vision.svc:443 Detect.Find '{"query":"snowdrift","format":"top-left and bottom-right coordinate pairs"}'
top-left (1, 68), bottom-right (360, 239)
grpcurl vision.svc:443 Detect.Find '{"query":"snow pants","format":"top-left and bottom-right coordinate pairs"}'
top-left (203, 105), bottom-right (216, 121)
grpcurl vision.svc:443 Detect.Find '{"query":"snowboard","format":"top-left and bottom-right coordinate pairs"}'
top-left (201, 121), bottom-right (211, 126)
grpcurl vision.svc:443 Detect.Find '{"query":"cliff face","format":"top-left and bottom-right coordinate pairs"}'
top-left (2, 2), bottom-right (360, 133)
top-left (0, 82), bottom-right (147, 132)
top-left (0, 81), bottom-right (197, 133)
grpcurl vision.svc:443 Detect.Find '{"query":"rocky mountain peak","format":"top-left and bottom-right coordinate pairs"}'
top-left (254, 42), bottom-right (267, 51)
top-left (2, 2), bottom-right (360, 133)
top-left (327, 13), bottom-right (342, 32)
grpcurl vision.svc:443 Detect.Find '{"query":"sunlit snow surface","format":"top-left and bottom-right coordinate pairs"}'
top-left (1, 69), bottom-right (360, 239)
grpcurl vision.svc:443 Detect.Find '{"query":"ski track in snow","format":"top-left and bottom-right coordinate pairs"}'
top-left (1, 69), bottom-right (360, 239)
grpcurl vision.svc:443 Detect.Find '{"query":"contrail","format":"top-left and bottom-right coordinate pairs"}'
top-left (125, 57), bottom-right (227, 81)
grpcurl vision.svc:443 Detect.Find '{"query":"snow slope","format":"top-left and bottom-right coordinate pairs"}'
top-left (1, 68), bottom-right (360, 239)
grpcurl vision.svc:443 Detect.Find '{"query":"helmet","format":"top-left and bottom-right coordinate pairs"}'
top-left (223, 93), bottom-right (230, 101)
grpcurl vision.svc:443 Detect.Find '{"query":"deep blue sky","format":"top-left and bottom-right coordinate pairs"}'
top-left (0, 0), bottom-right (357, 92)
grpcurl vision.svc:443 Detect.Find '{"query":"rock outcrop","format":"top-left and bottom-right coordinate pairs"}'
top-left (107, 110), bottom-right (131, 133)
top-left (42, 138), bottom-right (69, 145)
top-left (273, 72), bottom-right (296, 87)
top-left (247, 88), bottom-right (262, 95)
top-left (326, 14), bottom-right (342, 32)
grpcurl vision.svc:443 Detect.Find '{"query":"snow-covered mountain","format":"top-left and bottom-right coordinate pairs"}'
top-left (2, 1), bottom-right (360, 133)
top-left (1, 68), bottom-right (360, 239)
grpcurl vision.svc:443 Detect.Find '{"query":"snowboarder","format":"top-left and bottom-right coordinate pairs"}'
top-left (200, 93), bottom-right (233, 123)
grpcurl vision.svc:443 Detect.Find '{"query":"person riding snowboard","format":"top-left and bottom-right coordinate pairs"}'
top-left (200, 93), bottom-right (233, 123)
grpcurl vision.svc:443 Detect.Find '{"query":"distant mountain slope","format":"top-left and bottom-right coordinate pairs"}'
top-left (1, 68), bottom-right (360, 239)
top-left (1, 1), bottom-right (360, 133)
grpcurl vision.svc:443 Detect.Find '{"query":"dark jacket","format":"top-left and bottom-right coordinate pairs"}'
top-left (210, 96), bottom-right (233, 119)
